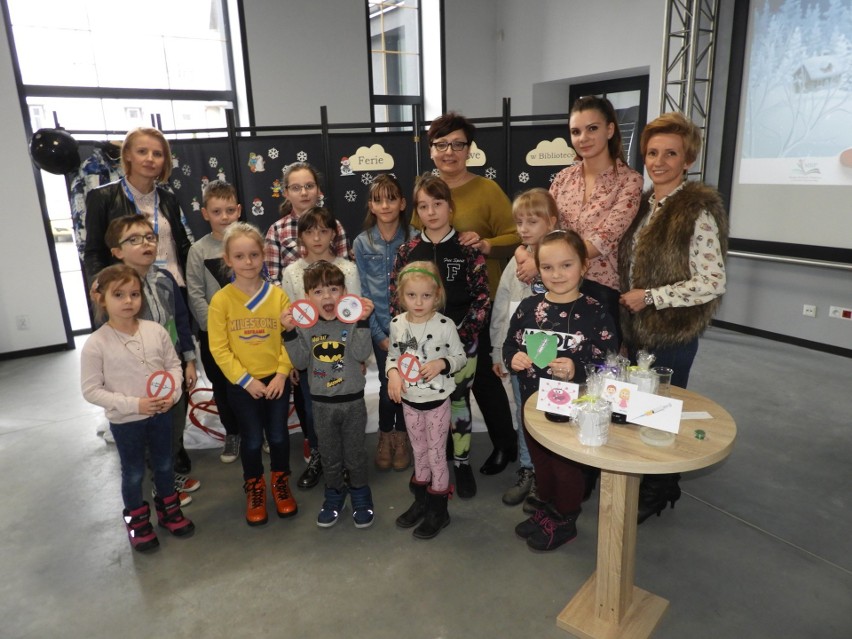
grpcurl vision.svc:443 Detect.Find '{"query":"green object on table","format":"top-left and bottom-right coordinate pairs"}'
top-left (694, 429), bottom-right (706, 440)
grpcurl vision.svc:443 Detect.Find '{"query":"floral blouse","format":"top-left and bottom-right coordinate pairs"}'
top-left (549, 158), bottom-right (643, 290)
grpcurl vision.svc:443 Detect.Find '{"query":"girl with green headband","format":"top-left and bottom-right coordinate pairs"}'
top-left (386, 261), bottom-right (467, 539)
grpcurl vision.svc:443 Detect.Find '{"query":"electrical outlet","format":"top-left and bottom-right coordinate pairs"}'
top-left (15, 315), bottom-right (30, 330)
top-left (802, 304), bottom-right (817, 318)
top-left (829, 306), bottom-right (852, 320)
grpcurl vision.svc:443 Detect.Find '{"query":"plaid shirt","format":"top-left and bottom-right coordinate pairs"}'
top-left (263, 214), bottom-right (349, 284)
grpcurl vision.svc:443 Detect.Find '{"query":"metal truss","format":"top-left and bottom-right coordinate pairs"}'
top-left (660, 0), bottom-right (720, 178)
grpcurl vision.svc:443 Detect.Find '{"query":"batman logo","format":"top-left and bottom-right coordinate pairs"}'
top-left (313, 340), bottom-right (345, 363)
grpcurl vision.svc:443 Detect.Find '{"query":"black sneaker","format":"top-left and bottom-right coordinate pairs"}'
top-left (297, 449), bottom-right (322, 489)
top-left (526, 512), bottom-right (578, 551)
top-left (454, 462), bottom-right (477, 499)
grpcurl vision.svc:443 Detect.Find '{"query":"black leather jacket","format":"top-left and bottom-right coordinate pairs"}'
top-left (83, 180), bottom-right (192, 284)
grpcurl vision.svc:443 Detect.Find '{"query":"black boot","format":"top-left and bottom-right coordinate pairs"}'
top-left (637, 473), bottom-right (681, 524)
top-left (581, 465), bottom-right (600, 502)
top-left (413, 488), bottom-right (451, 539)
top-left (396, 480), bottom-right (428, 528)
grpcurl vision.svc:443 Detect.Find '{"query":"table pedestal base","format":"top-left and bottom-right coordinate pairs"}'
top-left (557, 573), bottom-right (669, 639)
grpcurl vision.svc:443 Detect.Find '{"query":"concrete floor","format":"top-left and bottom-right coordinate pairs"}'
top-left (1, 327), bottom-right (851, 639)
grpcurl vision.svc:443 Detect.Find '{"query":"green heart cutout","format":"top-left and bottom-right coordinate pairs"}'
top-left (525, 332), bottom-right (558, 369)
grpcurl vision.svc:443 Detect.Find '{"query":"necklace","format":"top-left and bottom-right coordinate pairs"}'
top-left (110, 324), bottom-right (155, 371)
top-left (540, 294), bottom-right (579, 334)
top-left (403, 312), bottom-right (434, 356)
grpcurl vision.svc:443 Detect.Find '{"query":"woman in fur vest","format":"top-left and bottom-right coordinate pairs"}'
top-left (618, 112), bottom-right (728, 524)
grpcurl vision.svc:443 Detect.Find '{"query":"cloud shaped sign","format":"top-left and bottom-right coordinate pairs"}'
top-left (526, 138), bottom-right (577, 166)
top-left (348, 144), bottom-right (394, 171)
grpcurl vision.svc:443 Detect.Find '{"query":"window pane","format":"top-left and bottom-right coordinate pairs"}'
top-left (9, 0), bottom-right (230, 89)
top-left (25, 96), bottom-right (231, 134)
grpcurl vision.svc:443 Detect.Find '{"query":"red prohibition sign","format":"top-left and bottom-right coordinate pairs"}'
top-left (147, 370), bottom-right (176, 399)
top-left (291, 299), bottom-right (319, 328)
top-left (398, 353), bottom-right (422, 383)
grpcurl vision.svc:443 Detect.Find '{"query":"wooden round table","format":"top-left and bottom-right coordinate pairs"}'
top-left (524, 386), bottom-right (736, 639)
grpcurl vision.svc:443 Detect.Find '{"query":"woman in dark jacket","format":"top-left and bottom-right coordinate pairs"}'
top-left (619, 112), bottom-right (728, 524)
top-left (83, 127), bottom-right (192, 287)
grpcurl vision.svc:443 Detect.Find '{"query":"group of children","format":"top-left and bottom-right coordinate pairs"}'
top-left (82, 161), bottom-right (615, 553)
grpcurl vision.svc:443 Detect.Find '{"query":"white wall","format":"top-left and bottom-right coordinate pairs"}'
top-left (491, 0), bottom-right (665, 117)
top-left (443, 0), bottom-right (501, 116)
top-left (0, 10), bottom-right (68, 356)
top-left (242, 0), bottom-right (371, 126)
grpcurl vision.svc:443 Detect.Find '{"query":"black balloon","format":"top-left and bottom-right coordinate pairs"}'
top-left (29, 128), bottom-right (81, 175)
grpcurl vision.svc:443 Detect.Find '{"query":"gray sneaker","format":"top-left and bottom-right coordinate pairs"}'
top-left (221, 434), bottom-right (240, 463)
top-left (503, 467), bottom-right (535, 506)
top-left (523, 478), bottom-right (544, 514)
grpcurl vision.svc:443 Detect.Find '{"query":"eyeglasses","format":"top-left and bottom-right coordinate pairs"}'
top-left (286, 183), bottom-right (318, 193)
top-left (120, 233), bottom-right (158, 246)
top-left (430, 140), bottom-right (469, 152)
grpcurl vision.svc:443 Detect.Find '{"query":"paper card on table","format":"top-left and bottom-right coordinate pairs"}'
top-left (602, 379), bottom-right (638, 417)
top-left (535, 378), bottom-right (579, 416)
top-left (626, 390), bottom-right (684, 434)
top-left (525, 333), bottom-right (558, 369)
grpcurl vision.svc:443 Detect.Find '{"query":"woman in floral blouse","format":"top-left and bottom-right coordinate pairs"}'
top-left (618, 112), bottom-right (728, 524)
top-left (539, 96), bottom-right (643, 336)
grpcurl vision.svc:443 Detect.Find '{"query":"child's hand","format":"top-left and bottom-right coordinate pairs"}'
top-left (419, 359), bottom-right (445, 383)
top-left (245, 378), bottom-right (267, 399)
top-left (139, 396), bottom-right (170, 415)
top-left (515, 248), bottom-right (538, 284)
top-left (280, 309), bottom-right (296, 331)
top-left (289, 369), bottom-right (300, 385)
top-left (511, 352), bottom-right (533, 372)
top-left (547, 357), bottom-right (575, 381)
top-left (492, 362), bottom-right (508, 379)
top-left (265, 373), bottom-right (286, 399)
top-left (184, 361), bottom-right (198, 391)
top-left (387, 369), bottom-right (404, 403)
top-left (359, 297), bottom-right (375, 320)
top-left (458, 231), bottom-right (490, 255)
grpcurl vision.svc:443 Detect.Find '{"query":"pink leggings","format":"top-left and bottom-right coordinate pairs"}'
top-left (403, 400), bottom-right (451, 492)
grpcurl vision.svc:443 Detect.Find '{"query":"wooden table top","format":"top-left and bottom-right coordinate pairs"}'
top-left (525, 386), bottom-right (736, 474)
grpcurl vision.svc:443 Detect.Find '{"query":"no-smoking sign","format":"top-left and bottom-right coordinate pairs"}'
top-left (291, 299), bottom-right (319, 328)
top-left (147, 370), bottom-right (176, 399)
top-left (398, 353), bottom-right (422, 383)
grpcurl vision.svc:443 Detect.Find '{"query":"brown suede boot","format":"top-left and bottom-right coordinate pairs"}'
top-left (391, 430), bottom-right (411, 471)
top-left (375, 431), bottom-right (393, 471)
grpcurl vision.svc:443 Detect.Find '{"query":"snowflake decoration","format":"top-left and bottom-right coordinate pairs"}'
top-left (485, 167), bottom-right (497, 180)
top-left (268, 147), bottom-right (279, 160)
top-left (345, 190), bottom-right (357, 203)
top-left (361, 172), bottom-right (374, 185)
top-left (518, 172), bottom-right (530, 184)
top-left (431, 168), bottom-right (440, 177)
top-left (208, 157), bottom-right (218, 168)
top-left (181, 164), bottom-right (191, 176)
top-left (172, 179), bottom-right (181, 190)
top-left (549, 173), bottom-right (556, 183)
top-left (296, 151), bottom-right (307, 162)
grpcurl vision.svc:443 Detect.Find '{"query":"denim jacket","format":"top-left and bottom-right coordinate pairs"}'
top-left (353, 225), bottom-right (415, 344)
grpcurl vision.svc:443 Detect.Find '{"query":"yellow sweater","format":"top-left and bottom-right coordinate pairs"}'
top-left (208, 281), bottom-right (293, 388)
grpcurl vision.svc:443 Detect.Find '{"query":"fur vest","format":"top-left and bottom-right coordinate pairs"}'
top-left (618, 181), bottom-right (728, 349)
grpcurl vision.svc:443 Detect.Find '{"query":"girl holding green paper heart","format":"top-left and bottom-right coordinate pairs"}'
top-left (503, 229), bottom-right (617, 551)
